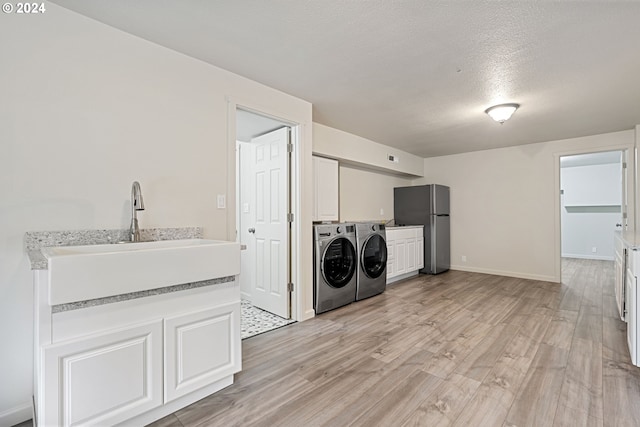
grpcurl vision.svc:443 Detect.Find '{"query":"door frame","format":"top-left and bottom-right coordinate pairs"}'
top-left (553, 143), bottom-right (635, 282)
top-left (227, 98), bottom-right (310, 322)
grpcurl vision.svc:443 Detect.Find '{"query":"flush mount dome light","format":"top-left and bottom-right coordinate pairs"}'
top-left (485, 103), bottom-right (520, 123)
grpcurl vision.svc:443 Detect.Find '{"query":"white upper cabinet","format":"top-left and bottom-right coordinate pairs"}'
top-left (313, 156), bottom-right (339, 221)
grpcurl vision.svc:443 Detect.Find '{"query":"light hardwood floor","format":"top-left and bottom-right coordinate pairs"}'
top-left (149, 259), bottom-right (640, 427)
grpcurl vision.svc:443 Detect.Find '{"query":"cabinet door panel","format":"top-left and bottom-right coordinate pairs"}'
top-left (164, 302), bottom-right (241, 402)
top-left (313, 156), bottom-right (339, 221)
top-left (615, 250), bottom-right (625, 321)
top-left (417, 237), bottom-right (425, 269)
top-left (396, 240), bottom-right (407, 274)
top-left (627, 268), bottom-right (637, 365)
top-left (386, 259), bottom-right (395, 279)
top-left (386, 240), bottom-right (395, 278)
top-left (42, 320), bottom-right (162, 427)
top-left (407, 239), bottom-right (416, 271)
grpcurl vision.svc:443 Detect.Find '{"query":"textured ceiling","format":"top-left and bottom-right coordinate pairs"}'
top-left (51, 1), bottom-right (640, 158)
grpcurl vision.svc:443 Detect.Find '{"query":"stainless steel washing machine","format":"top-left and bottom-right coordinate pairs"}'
top-left (355, 223), bottom-right (388, 300)
top-left (314, 223), bottom-right (358, 314)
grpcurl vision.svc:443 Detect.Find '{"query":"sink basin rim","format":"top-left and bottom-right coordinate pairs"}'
top-left (41, 239), bottom-right (228, 258)
top-left (43, 238), bottom-right (241, 306)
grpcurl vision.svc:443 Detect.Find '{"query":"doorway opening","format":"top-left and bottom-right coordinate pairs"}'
top-left (559, 150), bottom-right (625, 273)
top-left (236, 107), bottom-right (297, 338)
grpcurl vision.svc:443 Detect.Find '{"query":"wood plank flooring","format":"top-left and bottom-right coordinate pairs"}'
top-left (149, 259), bottom-right (640, 427)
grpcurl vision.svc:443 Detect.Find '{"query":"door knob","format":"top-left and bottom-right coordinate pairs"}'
top-left (248, 228), bottom-right (255, 233)
top-left (616, 223), bottom-right (623, 228)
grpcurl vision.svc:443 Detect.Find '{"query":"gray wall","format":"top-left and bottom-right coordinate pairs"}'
top-left (561, 159), bottom-right (622, 260)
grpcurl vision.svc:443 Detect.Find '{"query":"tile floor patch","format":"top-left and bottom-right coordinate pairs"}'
top-left (241, 299), bottom-right (296, 339)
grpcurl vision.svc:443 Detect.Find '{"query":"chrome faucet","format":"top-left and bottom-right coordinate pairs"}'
top-left (130, 181), bottom-right (145, 242)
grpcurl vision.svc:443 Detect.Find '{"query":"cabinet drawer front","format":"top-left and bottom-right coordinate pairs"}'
top-left (164, 302), bottom-right (241, 402)
top-left (387, 228), bottom-right (416, 240)
top-left (42, 320), bottom-right (163, 427)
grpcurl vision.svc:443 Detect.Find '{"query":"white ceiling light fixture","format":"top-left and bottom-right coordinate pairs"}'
top-left (485, 103), bottom-right (520, 124)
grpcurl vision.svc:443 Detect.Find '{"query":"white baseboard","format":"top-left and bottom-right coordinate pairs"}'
top-left (301, 308), bottom-right (315, 321)
top-left (562, 253), bottom-right (614, 261)
top-left (387, 270), bottom-right (419, 284)
top-left (450, 265), bottom-right (557, 283)
top-left (0, 402), bottom-right (32, 427)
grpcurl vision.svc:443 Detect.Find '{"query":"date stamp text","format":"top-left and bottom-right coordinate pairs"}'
top-left (3, 2), bottom-right (46, 13)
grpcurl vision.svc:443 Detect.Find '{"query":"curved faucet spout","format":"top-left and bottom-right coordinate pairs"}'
top-left (130, 181), bottom-right (145, 242)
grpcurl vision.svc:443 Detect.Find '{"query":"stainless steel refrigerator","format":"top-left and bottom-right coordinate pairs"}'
top-left (393, 184), bottom-right (450, 274)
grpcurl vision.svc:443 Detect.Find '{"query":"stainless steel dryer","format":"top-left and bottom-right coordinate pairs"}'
top-left (355, 223), bottom-right (388, 300)
top-left (314, 223), bottom-right (358, 314)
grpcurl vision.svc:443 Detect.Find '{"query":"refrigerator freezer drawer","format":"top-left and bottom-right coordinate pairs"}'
top-left (430, 215), bottom-right (450, 274)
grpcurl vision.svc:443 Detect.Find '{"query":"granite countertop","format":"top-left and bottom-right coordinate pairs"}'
top-left (28, 250), bottom-right (48, 270)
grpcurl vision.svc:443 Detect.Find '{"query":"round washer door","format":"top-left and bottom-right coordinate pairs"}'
top-left (321, 237), bottom-right (357, 288)
top-left (362, 234), bottom-right (387, 279)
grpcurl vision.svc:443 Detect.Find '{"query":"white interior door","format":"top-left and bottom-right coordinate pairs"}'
top-left (251, 127), bottom-right (290, 318)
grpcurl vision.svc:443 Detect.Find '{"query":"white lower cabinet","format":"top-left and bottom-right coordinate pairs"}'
top-left (164, 303), bottom-right (241, 403)
top-left (35, 276), bottom-right (241, 427)
top-left (386, 226), bottom-right (424, 283)
top-left (41, 321), bottom-right (163, 427)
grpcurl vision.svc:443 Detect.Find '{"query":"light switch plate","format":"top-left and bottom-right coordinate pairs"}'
top-left (217, 194), bottom-right (226, 209)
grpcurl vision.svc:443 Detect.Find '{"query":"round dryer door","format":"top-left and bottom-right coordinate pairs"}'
top-left (362, 234), bottom-right (388, 279)
top-left (321, 237), bottom-right (357, 288)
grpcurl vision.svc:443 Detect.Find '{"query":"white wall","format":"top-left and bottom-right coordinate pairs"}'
top-left (312, 123), bottom-right (420, 224)
top-left (339, 165), bottom-right (413, 222)
top-left (0, 5), bottom-right (312, 423)
top-left (561, 162), bottom-right (622, 260)
top-left (313, 123), bottom-right (424, 177)
top-left (417, 130), bottom-right (635, 282)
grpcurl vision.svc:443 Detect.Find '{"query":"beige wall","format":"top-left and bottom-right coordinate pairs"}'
top-left (339, 165), bottom-right (413, 222)
top-left (417, 130), bottom-right (635, 282)
top-left (0, 4), bottom-right (312, 422)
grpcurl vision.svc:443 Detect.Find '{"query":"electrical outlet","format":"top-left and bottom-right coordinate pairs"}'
top-left (462, 255), bottom-right (467, 262)
top-left (380, 208), bottom-right (384, 216)
top-left (592, 247), bottom-right (597, 253)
